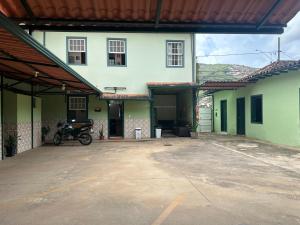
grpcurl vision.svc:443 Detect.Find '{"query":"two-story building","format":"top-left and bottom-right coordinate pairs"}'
top-left (0, 0), bottom-right (299, 158)
top-left (32, 31), bottom-right (197, 139)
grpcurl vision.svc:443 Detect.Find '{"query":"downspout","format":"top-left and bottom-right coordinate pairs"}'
top-left (191, 33), bottom-right (196, 82)
top-left (43, 31), bottom-right (46, 47)
top-left (211, 94), bottom-right (215, 132)
top-left (149, 89), bottom-right (154, 138)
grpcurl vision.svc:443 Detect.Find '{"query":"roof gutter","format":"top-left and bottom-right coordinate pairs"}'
top-left (0, 12), bottom-right (102, 94)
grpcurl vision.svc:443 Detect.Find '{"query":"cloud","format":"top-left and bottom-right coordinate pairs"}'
top-left (196, 12), bottom-right (300, 68)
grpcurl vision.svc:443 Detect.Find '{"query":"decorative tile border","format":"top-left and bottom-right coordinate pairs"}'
top-left (124, 118), bottom-right (150, 139)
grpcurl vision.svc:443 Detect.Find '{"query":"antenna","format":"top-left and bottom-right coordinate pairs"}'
top-left (278, 37), bottom-right (281, 61)
top-left (104, 87), bottom-right (126, 94)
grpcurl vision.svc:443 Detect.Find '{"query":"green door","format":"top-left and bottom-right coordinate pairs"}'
top-left (220, 100), bottom-right (227, 132)
top-left (236, 97), bottom-right (245, 135)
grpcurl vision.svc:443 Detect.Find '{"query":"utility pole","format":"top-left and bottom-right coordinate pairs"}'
top-left (278, 37), bottom-right (281, 61)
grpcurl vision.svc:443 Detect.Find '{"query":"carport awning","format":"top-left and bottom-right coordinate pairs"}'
top-left (1, 0), bottom-right (300, 33)
top-left (100, 93), bottom-right (150, 100)
top-left (147, 82), bottom-right (199, 89)
top-left (199, 81), bottom-right (250, 90)
top-left (0, 12), bottom-right (101, 94)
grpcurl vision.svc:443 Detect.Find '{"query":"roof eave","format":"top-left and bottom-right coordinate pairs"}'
top-left (0, 12), bottom-right (102, 94)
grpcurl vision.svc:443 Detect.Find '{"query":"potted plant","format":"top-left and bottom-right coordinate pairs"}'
top-left (99, 124), bottom-right (104, 140)
top-left (5, 133), bottom-right (19, 157)
top-left (41, 126), bottom-right (50, 143)
top-left (190, 123), bottom-right (199, 138)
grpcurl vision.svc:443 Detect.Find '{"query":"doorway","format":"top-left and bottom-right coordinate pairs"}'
top-left (220, 100), bottom-right (227, 132)
top-left (236, 97), bottom-right (245, 135)
top-left (108, 101), bottom-right (124, 138)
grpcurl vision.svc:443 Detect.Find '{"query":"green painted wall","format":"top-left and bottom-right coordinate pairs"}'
top-left (3, 91), bottom-right (17, 124)
top-left (88, 96), bottom-right (107, 120)
top-left (213, 71), bottom-right (300, 147)
top-left (42, 95), bottom-right (67, 121)
top-left (32, 31), bottom-right (193, 94)
top-left (33, 97), bottom-right (42, 122)
top-left (17, 94), bottom-right (31, 123)
top-left (124, 101), bottom-right (150, 119)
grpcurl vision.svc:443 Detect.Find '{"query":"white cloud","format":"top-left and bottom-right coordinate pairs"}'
top-left (196, 12), bottom-right (300, 68)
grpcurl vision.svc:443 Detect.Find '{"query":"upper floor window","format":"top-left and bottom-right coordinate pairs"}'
top-left (67, 38), bottom-right (86, 65)
top-left (167, 41), bottom-right (184, 67)
top-left (107, 39), bottom-right (126, 66)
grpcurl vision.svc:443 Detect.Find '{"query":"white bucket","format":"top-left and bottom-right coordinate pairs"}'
top-left (135, 128), bottom-right (142, 140)
top-left (155, 128), bottom-right (162, 138)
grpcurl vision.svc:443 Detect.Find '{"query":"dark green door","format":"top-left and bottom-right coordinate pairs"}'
top-left (220, 100), bottom-right (227, 132)
top-left (236, 98), bottom-right (245, 135)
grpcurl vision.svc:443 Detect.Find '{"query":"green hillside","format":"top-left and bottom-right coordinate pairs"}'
top-left (196, 63), bottom-right (257, 84)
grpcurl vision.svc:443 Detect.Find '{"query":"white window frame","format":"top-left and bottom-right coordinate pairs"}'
top-left (166, 41), bottom-right (184, 67)
top-left (69, 97), bottom-right (87, 111)
top-left (107, 38), bottom-right (127, 67)
top-left (68, 38), bottom-right (86, 52)
top-left (108, 39), bottom-right (126, 54)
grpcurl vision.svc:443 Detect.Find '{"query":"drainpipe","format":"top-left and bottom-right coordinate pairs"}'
top-left (31, 83), bottom-right (34, 149)
top-left (1, 75), bottom-right (3, 160)
top-left (43, 31), bottom-right (46, 47)
top-left (191, 33), bottom-right (196, 82)
top-left (211, 94), bottom-right (215, 132)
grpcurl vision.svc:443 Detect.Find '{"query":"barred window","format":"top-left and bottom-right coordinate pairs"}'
top-left (67, 38), bottom-right (86, 65)
top-left (108, 39), bottom-right (126, 66)
top-left (69, 97), bottom-right (86, 111)
top-left (167, 41), bottom-right (184, 67)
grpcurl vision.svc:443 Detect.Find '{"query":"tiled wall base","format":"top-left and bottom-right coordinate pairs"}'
top-left (3, 123), bottom-right (17, 157)
top-left (42, 120), bottom-right (64, 143)
top-left (43, 119), bottom-right (108, 142)
top-left (33, 121), bottom-right (42, 148)
top-left (124, 118), bottom-right (151, 139)
top-left (17, 122), bottom-right (31, 153)
top-left (92, 120), bottom-right (108, 139)
top-left (1, 122), bottom-right (42, 157)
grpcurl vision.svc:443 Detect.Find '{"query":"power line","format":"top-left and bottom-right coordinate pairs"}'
top-left (196, 51), bottom-right (276, 57)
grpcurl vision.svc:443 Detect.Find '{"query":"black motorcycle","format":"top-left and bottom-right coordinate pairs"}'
top-left (53, 119), bottom-right (94, 146)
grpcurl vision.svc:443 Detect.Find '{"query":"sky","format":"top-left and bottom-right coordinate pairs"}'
top-left (196, 12), bottom-right (300, 68)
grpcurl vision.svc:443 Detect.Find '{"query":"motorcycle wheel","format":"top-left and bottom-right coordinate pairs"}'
top-left (78, 133), bottom-right (92, 145)
top-left (53, 133), bottom-right (62, 146)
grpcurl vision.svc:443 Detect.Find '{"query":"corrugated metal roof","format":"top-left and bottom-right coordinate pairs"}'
top-left (0, 0), bottom-right (299, 33)
top-left (147, 82), bottom-right (199, 87)
top-left (100, 93), bottom-right (150, 100)
top-left (0, 12), bottom-right (101, 94)
top-left (199, 81), bottom-right (249, 90)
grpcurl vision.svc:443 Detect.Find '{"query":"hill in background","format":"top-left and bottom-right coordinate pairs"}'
top-left (196, 63), bottom-right (257, 84)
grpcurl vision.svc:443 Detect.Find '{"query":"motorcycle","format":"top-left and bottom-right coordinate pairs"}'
top-left (53, 119), bottom-right (94, 146)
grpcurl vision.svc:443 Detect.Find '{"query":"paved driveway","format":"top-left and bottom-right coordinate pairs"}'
top-left (0, 135), bottom-right (300, 225)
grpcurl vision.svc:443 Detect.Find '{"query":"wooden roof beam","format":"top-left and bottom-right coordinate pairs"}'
top-left (155, 0), bottom-right (163, 27)
top-left (20, 0), bottom-right (36, 23)
top-left (257, 0), bottom-right (284, 30)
